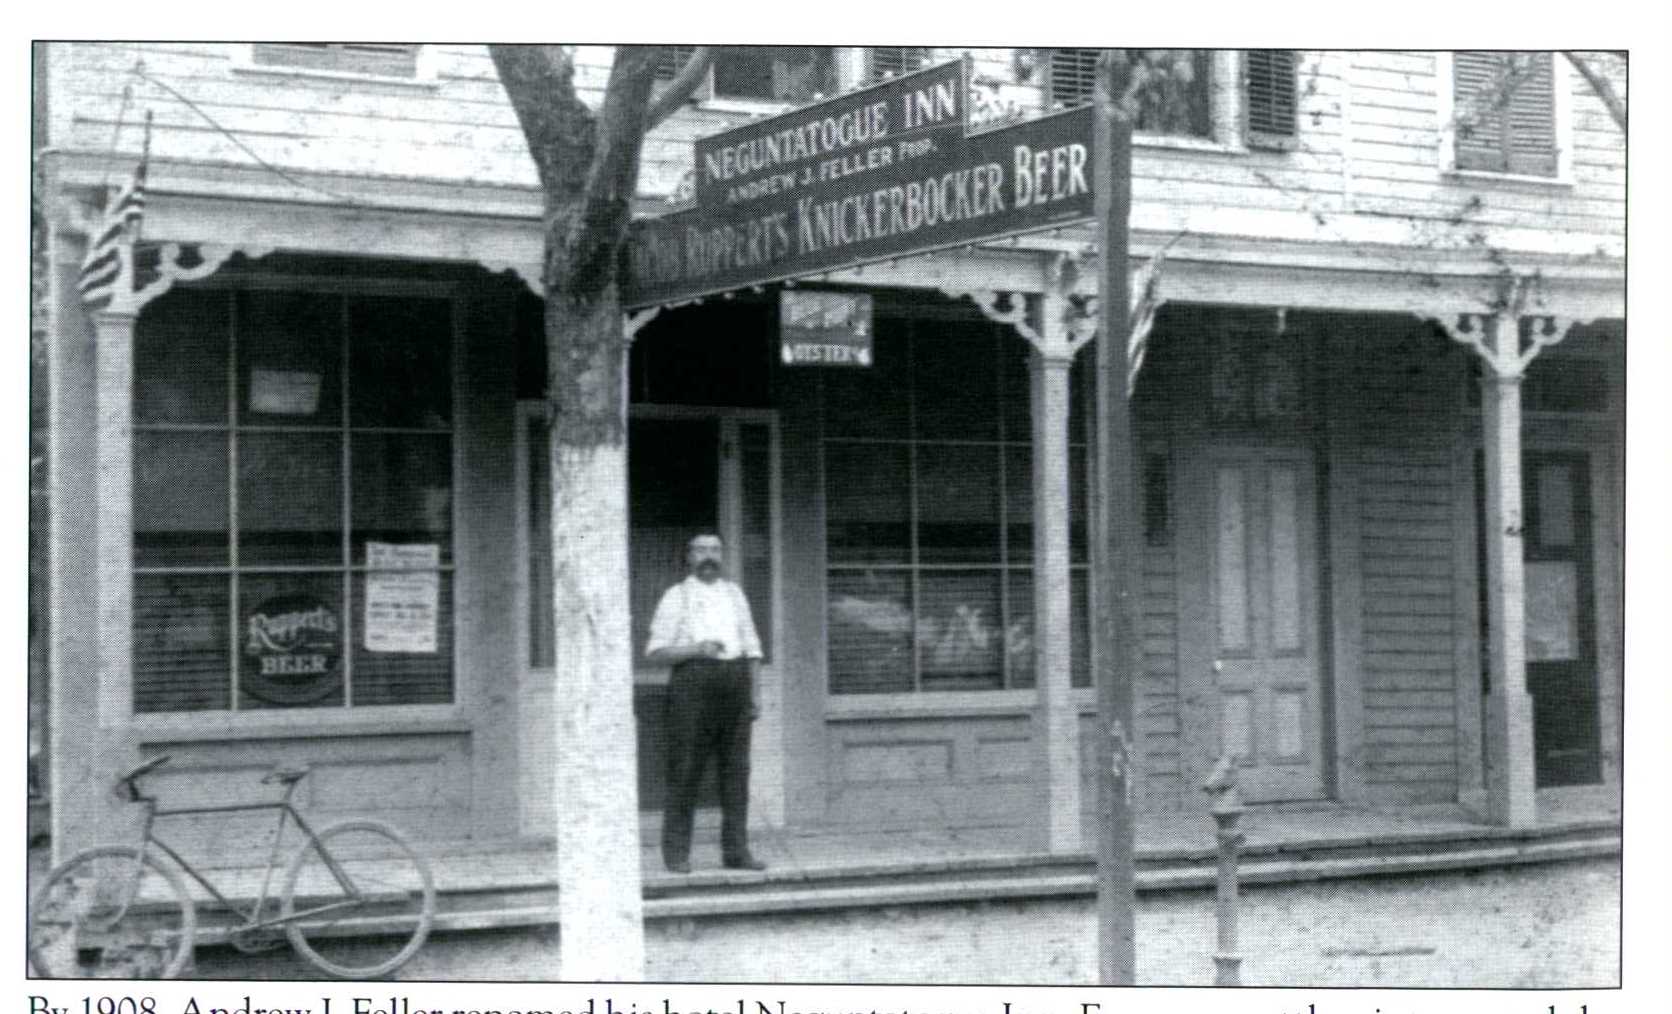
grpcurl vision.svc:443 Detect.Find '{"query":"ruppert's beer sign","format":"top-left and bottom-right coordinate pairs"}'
top-left (242, 594), bottom-right (342, 706)
top-left (625, 59), bottom-right (1095, 308)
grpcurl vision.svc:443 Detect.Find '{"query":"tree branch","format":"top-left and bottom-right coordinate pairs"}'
top-left (566, 47), bottom-right (662, 300)
top-left (644, 46), bottom-right (714, 130)
top-left (1562, 51), bottom-right (1627, 133)
top-left (488, 45), bottom-right (595, 201)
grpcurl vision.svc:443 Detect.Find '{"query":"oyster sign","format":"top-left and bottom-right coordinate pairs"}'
top-left (243, 594), bottom-right (341, 705)
top-left (626, 58), bottom-right (1095, 308)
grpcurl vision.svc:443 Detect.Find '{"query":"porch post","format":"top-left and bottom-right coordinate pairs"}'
top-left (1432, 295), bottom-right (1586, 828)
top-left (1478, 368), bottom-right (1536, 827)
top-left (1029, 325), bottom-right (1082, 853)
top-left (941, 267), bottom-right (1092, 854)
top-left (91, 309), bottom-right (138, 733)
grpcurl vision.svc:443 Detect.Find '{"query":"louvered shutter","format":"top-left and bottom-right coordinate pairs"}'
top-left (868, 47), bottom-right (932, 81)
top-left (1244, 50), bottom-right (1298, 150)
top-left (1453, 51), bottom-right (1558, 176)
top-left (1048, 48), bottom-right (1100, 108)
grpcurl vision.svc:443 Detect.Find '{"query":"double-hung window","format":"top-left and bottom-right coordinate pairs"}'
top-left (1046, 49), bottom-right (1300, 150)
top-left (132, 286), bottom-right (455, 712)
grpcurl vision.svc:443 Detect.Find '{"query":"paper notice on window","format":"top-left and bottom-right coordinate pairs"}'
top-left (364, 542), bottom-right (440, 653)
top-left (249, 369), bottom-right (322, 416)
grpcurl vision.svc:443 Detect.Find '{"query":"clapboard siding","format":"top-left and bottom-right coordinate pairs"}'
top-left (1346, 50), bottom-right (1624, 250)
top-left (1350, 323), bottom-right (1465, 800)
top-left (1139, 539), bottom-right (1181, 807)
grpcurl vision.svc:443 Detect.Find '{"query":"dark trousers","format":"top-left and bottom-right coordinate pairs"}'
top-left (661, 657), bottom-right (753, 865)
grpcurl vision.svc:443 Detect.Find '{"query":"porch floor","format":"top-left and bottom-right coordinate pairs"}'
top-left (423, 787), bottom-right (1621, 931)
top-left (30, 788), bottom-right (1620, 941)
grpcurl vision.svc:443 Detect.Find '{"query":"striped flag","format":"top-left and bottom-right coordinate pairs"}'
top-left (77, 117), bottom-right (150, 312)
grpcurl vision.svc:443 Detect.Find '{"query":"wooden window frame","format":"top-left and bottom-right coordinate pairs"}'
top-left (866, 46), bottom-right (935, 82)
top-left (655, 45), bottom-right (843, 108)
top-left (237, 43), bottom-right (436, 86)
top-left (820, 319), bottom-right (1093, 696)
top-left (130, 281), bottom-right (461, 716)
top-left (1436, 50), bottom-right (1574, 184)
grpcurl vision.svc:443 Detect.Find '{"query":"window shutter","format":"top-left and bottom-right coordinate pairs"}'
top-left (1453, 51), bottom-right (1557, 176)
top-left (868, 47), bottom-right (932, 81)
top-left (1048, 48), bottom-right (1100, 109)
top-left (1243, 49), bottom-right (1298, 150)
top-left (253, 43), bottom-right (419, 78)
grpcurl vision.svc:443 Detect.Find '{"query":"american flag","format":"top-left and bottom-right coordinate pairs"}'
top-left (76, 115), bottom-right (150, 312)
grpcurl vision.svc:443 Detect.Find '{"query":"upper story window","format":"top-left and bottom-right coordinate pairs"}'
top-left (1449, 51), bottom-right (1559, 177)
top-left (1047, 49), bottom-right (1298, 149)
top-left (867, 47), bottom-right (934, 81)
top-left (655, 45), bottom-right (837, 104)
top-left (252, 43), bottom-right (420, 79)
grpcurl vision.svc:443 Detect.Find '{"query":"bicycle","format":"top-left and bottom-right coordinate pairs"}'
top-left (27, 754), bottom-right (436, 980)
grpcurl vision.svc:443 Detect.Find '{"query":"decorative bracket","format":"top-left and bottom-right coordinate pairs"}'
top-left (1427, 274), bottom-right (1588, 379)
top-left (623, 305), bottom-right (663, 344)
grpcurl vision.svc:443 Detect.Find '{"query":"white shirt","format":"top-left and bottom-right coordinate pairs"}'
top-left (645, 575), bottom-right (763, 661)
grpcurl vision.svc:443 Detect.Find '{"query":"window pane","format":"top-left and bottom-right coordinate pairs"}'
top-left (134, 290), bottom-right (228, 424)
top-left (1000, 338), bottom-right (1032, 443)
top-left (918, 571), bottom-right (1003, 691)
top-left (1071, 568), bottom-right (1090, 688)
top-left (714, 46), bottom-right (835, 103)
top-left (135, 431), bottom-right (229, 567)
top-left (238, 572), bottom-right (346, 709)
top-left (353, 571), bottom-right (454, 705)
top-left (1536, 463), bottom-right (1576, 548)
top-left (914, 320), bottom-right (998, 440)
top-left (918, 444), bottom-right (1001, 563)
top-left (238, 432), bottom-right (343, 565)
top-left (349, 295), bottom-right (452, 428)
top-left (238, 291), bottom-right (342, 427)
top-left (352, 434), bottom-right (452, 563)
top-left (822, 322), bottom-right (908, 437)
top-left (1132, 50), bottom-right (1213, 137)
top-left (1006, 444), bottom-right (1033, 562)
top-left (828, 570), bottom-right (913, 694)
top-left (1007, 571), bottom-right (1035, 689)
top-left (826, 442), bottom-right (910, 563)
top-left (134, 573), bottom-right (230, 712)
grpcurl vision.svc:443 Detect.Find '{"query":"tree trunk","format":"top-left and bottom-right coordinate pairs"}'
top-left (545, 280), bottom-right (642, 978)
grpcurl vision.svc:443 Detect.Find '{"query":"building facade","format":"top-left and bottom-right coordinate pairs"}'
top-left (35, 45), bottom-right (1625, 859)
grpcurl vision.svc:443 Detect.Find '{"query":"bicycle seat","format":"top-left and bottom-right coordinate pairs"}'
top-left (113, 754), bottom-right (170, 801)
top-left (261, 763), bottom-right (312, 786)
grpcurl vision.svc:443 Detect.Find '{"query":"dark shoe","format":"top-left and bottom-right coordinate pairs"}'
top-left (723, 854), bottom-right (767, 871)
top-left (665, 858), bottom-right (691, 874)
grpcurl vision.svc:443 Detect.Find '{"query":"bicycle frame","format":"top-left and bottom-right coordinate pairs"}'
top-left (124, 777), bottom-right (366, 937)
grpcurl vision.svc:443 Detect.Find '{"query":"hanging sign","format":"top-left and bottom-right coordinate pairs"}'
top-left (780, 290), bottom-right (873, 366)
top-left (242, 594), bottom-right (342, 705)
top-left (625, 59), bottom-right (1095, 308)
top-left (364, 542), bottom-right (440, 653)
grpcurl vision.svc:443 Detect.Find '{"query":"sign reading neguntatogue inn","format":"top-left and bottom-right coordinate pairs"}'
top-left (625, 59), bottom-right (1095, 308)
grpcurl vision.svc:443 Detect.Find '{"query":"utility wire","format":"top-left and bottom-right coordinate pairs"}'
top-left (127, 60), bottom-right (376, 209)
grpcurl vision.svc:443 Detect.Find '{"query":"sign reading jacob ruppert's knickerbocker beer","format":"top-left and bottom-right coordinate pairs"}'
top-left (625, 59), bottom-right (1095, 308)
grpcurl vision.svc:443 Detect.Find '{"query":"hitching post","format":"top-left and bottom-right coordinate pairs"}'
top-left (1202, 755), bottom-right (1245, 986)
top-left (1091, 50), bottom-right (1139, 985)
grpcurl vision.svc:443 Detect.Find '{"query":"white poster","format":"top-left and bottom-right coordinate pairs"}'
top-left (364, 542), bottom-right (440, 653)
top-left (249, 368), bottom-right (323, 415)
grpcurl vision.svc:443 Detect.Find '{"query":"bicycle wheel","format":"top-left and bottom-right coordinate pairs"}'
top-left (282, 820), bottom-right (434, 978)
top-left (28, 846), bottom-right (197, 979)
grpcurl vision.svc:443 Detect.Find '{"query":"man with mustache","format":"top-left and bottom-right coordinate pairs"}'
top-left (645, 532), bottom-right (766, 873)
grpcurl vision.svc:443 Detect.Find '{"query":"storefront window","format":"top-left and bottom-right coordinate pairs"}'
top-left (132, 287), bottom-right (455, 712)
top-left (823, 315), bottom-right (1091, 694)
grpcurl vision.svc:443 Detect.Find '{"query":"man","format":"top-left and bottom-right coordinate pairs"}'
top-left (645, 533), bottom-right (766, 874)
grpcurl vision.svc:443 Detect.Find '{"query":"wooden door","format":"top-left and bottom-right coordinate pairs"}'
top-left (1206, 447), bottom-right (1327, 802)
top-left (1522, 452), bottom-right (1601, 786)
